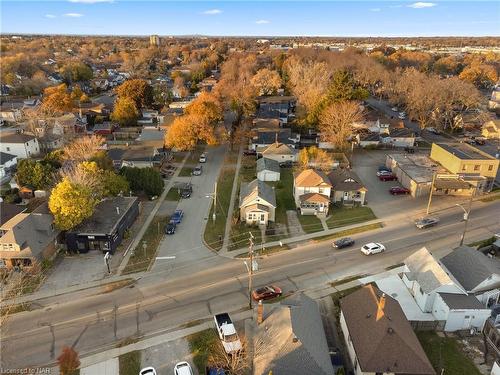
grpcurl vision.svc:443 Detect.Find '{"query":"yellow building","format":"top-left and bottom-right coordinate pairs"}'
top-left (149, 35), bottom-right (160, 47)
top-left (430, 143), bottom-right (499, 193)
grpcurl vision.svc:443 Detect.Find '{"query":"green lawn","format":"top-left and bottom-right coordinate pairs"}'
top-left (165, 188), bottom-right (180, 201)
top-left (228, 221), bottom-right (263, 251)
top-left (118, 350), bottom-right (141, 375)
top-left (297, 214), bottom-right (324, 234)
top-left (179, 167), bottom-right (193, 177)
top-left (416, 331), bottom-right (482, 375)
top-left (187, 329), bottom-right (219, 374)
top-left (326, 206), bottom-right (376, 229)
top-left (122, 216), bottom-right (166, 274)
top-left (313, 222), bottom-right (383, 242)
top-left (203, 166), bottom-right (236, 251)
top-left (239, 156), bottom-right (256, 183)
top-left (269, 168), bottom-right (295, 231)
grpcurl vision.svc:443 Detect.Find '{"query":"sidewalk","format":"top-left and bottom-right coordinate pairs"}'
top-left (117, 152), bottom-right (190, 275)
top-left (221, 143), bottom-right (244, 252)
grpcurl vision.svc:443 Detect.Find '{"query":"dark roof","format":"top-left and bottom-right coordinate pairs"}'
top-left (239, 179), bottom-right (276, 208)
top-left (69, 197), bottom-right (138, 235)
top-left (359, 133), bottom-right (380, 142)
top-left (256, 129), bottom-right (293, 145)
top-left (0, 203), bottom-right (25, 226)
top-left (439, 293), bottom-right (485, 310)
top-left (107, 143), bottom-right (162, 162)
top-left (434, 179), bottom-right (472, 190)
top-left (440, 246), bottom-right (500, 291)
top-left (0, 152), bottom-right (17, 164)
top-left (340, 285), bottom-right (435, 375)
top-left (436, 143), bottom-right (494, 160)
top-left (389, 128), bottom-right (415, 138)
top-left (257, 95), bottom-right (296, 104)
top-left (257, 157), bottom-right (280, 173)
top-left (328, 169), bottom-right (365, 192)
top-left (0, 132), bottom-right (36, 144)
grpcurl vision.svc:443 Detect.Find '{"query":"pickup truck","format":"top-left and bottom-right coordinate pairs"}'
top-left (214, 313), bottom-right (242, 354)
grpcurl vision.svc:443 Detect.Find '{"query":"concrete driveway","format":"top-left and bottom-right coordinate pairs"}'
top-left (152, 145), bottom-right (228, 275)
top-left (141, 336), bottom-right (198, 375)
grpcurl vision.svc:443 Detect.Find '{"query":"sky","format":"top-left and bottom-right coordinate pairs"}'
top-left (1, 1), bottom-right (499, 37)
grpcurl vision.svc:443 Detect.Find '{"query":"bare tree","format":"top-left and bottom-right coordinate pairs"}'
top-left (319, 101), bottom-right (363, 150)
top-left (207, 337), bottom-right (250, 375)
top-left (62, 135), bottom-right (105, 162)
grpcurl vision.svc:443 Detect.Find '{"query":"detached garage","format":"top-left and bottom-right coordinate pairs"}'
top-left (257, 157), bottom-right (280, 182)
top-left (433, 293), bottom-right (490, 332)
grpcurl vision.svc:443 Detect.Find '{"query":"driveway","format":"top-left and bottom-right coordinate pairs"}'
top-left (141, 336), bottom-right (198, 375)
top-left (152, 145), bottom-right (228, 275)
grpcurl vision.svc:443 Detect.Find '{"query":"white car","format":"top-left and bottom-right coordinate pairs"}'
top-left (391, 107), bottom-right (398, 112)
top-left (174, 361), bottom-right (193, 375)
top-left (361, 242), bottom-right (385, 255)
top-left (398, 112), bottom-right (406, 119)
top-left (199, 153), bottom-right (207, 163)
top-left (139, 367), bottom-right (157, 375)
top-left (376, 170), bottom-right (392, 177)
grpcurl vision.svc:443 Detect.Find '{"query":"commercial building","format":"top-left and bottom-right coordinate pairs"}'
top-left (386, 154), bottom-right (439, 197)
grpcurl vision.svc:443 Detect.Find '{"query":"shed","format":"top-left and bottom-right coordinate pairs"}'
top-left (256, 157), bottom-right (280, 182)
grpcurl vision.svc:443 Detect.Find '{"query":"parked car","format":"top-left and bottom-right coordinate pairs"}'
top-left (199, 153), bottom-right (207, 163)
top-left (243, 149), bottom-right (257, 156)
top-left (252, 285), bottom-right (282, 301)
top-left (391, 107), bottom-right (398, 112)
top-left (361, 242), bottom-right (385, 255)
top-left (179, 184), bottom-right (192, 198)
top-left (139, 367), bottom-right (157, 375)
top-left (389, 186), bottom-right (411, 195)
top-left (332, 237), bottom-right (355, 249)
top-left (174, 362), bottom-right (193, 375)
top-left (192, 165), bottom-right (203, 176)
top-left (398, 112), bottom-right (406, 120)
top-left (171, 209), bottom-right (184, 224)
top-left (378, 174), bottom-right (397, 181)
top-left (376, 170), bottom-right (392, 177)
top-left (377, 166), bottom-right (391, 173)
top-left (426, 127), bottom-right (441, 135)
top-left (214, 313), bottom-right (242, 353)
top-left (165, 222), bottom-right (176, 235)
top-left (415, 217), bottom-right (440, 229)
top-left (279, 160), bottom-right (293, 168)
top-left (206, 367), bottom-right (227, 375)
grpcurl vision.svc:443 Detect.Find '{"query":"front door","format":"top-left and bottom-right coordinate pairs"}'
top-left (343, 191), bottom-right (349, 201)
top-left (259, 213), bottom-right (266, 224)
top-left (318, 203), bottom-right (324, 212)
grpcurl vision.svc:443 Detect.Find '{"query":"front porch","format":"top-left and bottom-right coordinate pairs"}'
top-left (298, 193), bottom-right (330, 216)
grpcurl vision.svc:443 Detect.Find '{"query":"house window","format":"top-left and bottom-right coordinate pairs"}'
top-left (474, 165), bottom-right (480, 171)
top-left (318, 188), bottom-right (324, 194)
top-left (304, 187), bottom-right (310, 193)
top-left (462, 165), bottom-right (466, 171)
top-left (6, 147), bottom-right (10, 152)
top-left (489, 165), bottom-right (494, 171)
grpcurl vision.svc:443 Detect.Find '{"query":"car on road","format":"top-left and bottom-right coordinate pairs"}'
top-left (179, 184), bottom-right (192, 198)
top-left (252, 285), bottom-right (282, 301)
top-left (279, 160), bottom-right (293, 168)
top-left (391, 106), bottom-right (398, 112)
top-left (243, 149), bottom-right (257, 156)
top-left (165, 222), bottom-right (176, 235)
top-left (361, 242), bottom-right (385, 255)
top-left (415, 217), bottom-right (440, 229)
top-left (199, 153), bottom-right (207, 163)
top-left (332, 237), bottom-right (355, 249)
top-left (192, 165), bottom-right (203, 176)
top-left (171, 209), bottom-right (184, 224)
top-left (426, 127), bottom-right (441, 135)
top-left (378, 174), bottom-right (397, 181)
top-left (174, 362), bottom-right (193, 375)
top-left (398, 112), bottom-right (406, 119)
top-left (376, 170), bottom-right (392, 177)
top-left (139, 367), bottom-right (157, 375)
top-left (389, 186), bottom-right (411, 195)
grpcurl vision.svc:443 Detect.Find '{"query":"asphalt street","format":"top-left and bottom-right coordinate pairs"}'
top-left (1, 199), bottom-right (499, 369)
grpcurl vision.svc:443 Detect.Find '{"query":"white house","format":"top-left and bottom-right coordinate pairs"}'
top-left (256, 157), bottom-right (280, 182)
top-left (0, 152), bottom-right (17, 183)
top-left (239, 179), bottom-right (276, 226)
top-left (257, 142), bottom-right (297, 163)
top-left (0, 132), bottom-right (40, 158)
top-left (293, 169), bottom-right (332, 215)
top-left (380, 128), bottom-right (416, 148)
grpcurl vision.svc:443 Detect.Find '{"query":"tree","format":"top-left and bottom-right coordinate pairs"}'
top-left (325, 70), bottom-right (370, 103)
top-left (62, 135), bottom-right (105, 162)
top-left (41, 84), bottom-right (73, 115)
top-left (120, 167), bottom-right (163, 197)
top-left (459, 62), bottom-right (498, 88)
top-left (297, 146), bottom-right (332, 170)
top-left (57, 346), bottom-right (80, 375)
top-left (251, 68), bottom-right (282, 96)
top-left (49, 178), bottom-right (98, 230)
top-left (111, 97), bottom-right (139, 126)
top-left (116, 79), bottom-right (153, 109)
top-left (319, 101), bottom-right (363, 150)
top-left (61, 61), bottom-right (93, 83)
top-left (89, 150), bottom-right (114, 170)
top-left (102, 171), bottom-right (129, 196)
top-left (15, 159), bottom-right (55, 190)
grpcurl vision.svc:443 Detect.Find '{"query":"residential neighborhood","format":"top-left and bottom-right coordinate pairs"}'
top-left (1, 2), bottom-right (500, 375)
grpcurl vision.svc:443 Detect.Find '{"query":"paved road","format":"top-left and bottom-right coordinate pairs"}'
top-left (1, 199), bottom-right (499, 369)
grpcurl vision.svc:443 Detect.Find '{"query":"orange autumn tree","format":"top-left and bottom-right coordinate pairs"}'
top-left (165, 92), bottom-right (222, 151)
top-left (57, 346), bottom-right (80, 375)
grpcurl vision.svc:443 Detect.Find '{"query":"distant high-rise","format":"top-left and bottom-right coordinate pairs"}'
top-left (150, 35), bottom-right (160, 47)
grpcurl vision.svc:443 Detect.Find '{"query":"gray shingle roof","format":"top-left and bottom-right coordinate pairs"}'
top-left (440, 246), bottom-right (500, 291)
top-left (0, 132), bottom-right (36, 144)
top-left (327, 169), bottom-right (365, 192)
top-left (438, 293), bottom-right (485, 310)
top-left (239, 179), bottom-right (276, 208)
top-left (257, 157), bottom-right (280, 173)
top-left (404, 247), bottom-right (454, 293)
top-left (253, 293), bottom-right (334, 375)
top-left (0, 152), bottom-right (17, 164)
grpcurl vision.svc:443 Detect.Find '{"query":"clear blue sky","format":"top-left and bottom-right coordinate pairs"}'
top-left (1, 1), bottom-right (499, 37)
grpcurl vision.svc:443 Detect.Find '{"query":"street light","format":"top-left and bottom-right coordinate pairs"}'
top-left (456, 186), bottom-right (475, 246)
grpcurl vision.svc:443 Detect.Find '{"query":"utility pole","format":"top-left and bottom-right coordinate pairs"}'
top-left (248, 232), bottom-right (254, 309)
top-left (459, 187), bottom-right (475, 246)
top-left (426, 172), bottom-right (437, 215)
top-left (212, 182), bottom-right (217, 223)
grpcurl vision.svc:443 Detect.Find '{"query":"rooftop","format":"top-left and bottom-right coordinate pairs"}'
top-left (294, 169), bottom-right (332, 188)
top-left (435, 143), bottom-right (496, 161)
top-left (439, 293), bottom-right (485, 310)
top-left (239, 179), bottom-right (276, 208)
top-left (387, 153), bottom-right (442, 184)
top-left (0, 132), bottom-right (36, 144)
top-left (257, 157), bottom-right (280, 173)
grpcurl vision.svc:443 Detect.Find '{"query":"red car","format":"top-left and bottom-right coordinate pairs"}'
top-left (389, 186), bottom-right (411, 195)
top-left (252, 285), bottom-right (282, 301)
top-left (378, 174), bottom-right (397, 181)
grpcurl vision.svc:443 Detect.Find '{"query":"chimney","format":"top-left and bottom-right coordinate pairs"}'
top-left (116, 206), bottom-right (120, 215)
top-left (376, 293), bottom-right (386, 321)
top-left (257, 299), bottom-right (263, 324)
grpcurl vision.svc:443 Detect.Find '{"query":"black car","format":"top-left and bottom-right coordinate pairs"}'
top-left (165, 222), bottom-right (176, 235)
top-left (332, 237), bottom-right (355, 249)
top-left (179, 184), bottom-right (192, 198)
top-left (243, 149), bottom-right (257, 156)
top-left (279, 161), bottom-right (293, 168)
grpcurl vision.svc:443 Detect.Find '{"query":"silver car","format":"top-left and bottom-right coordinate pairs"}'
top-left (415, 217), bottom-right (439, 229)
top-left (192, 165), bottom-right (202, 176)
